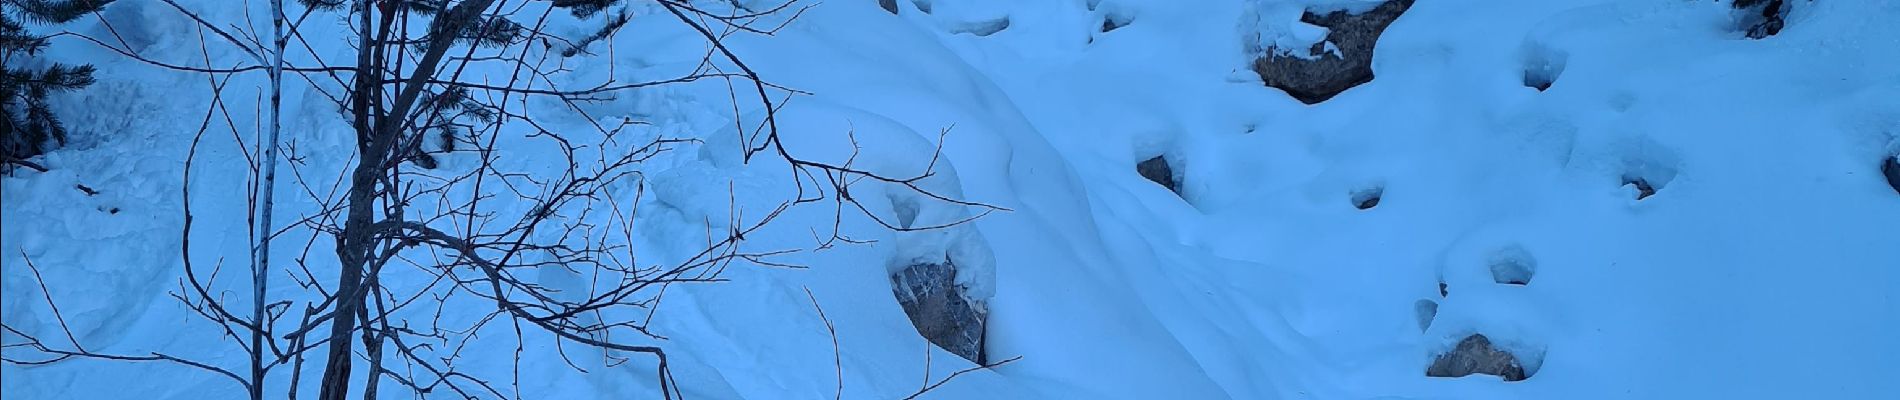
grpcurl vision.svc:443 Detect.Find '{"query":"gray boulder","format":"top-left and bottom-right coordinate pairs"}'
top-left (1137, 155), bottom-right (1179, 195)
top-left (1253, 0), bottom-right (1414, 104)
top-left (892, 260), bottom-right (988, 363)
top-left (1426, 334), bottom-right (1530, 381)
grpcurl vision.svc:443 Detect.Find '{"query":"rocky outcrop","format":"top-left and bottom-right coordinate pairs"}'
top-left (893, 260), bottom-right (987, 363)
top-left (1426, 334), bottom-right (1530, 381)
top-left (1253, 0), bottom-right (1415, 104)
top-left (1735, 0), bottom-right (1788, 39)
top-left (1137, 155), bottom-right (1179, 195)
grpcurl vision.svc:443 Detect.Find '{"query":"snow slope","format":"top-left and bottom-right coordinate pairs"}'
top-left (6, 0), bottom-right (1900, 399)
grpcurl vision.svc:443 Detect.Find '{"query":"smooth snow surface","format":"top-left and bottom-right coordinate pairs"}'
top-left (6, 0), bottom-right (1900, 399)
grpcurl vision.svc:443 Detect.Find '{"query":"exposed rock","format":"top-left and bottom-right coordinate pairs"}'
top-left (1625, 176), bottom-right (1656, 200)
top-left (1137, 155), bottom-right (1180, 194)
top-left (1738, 0), bottom-right (1788, 39)
top-left (1253, 0), bottom-right (1415, 104)
top-left (892, 260), bottom-right (987, 363)
top-left (1427, 334), bottom-right (1530, 381)
top-left (879, 0), bottom-right (898, 14)
top-left (1883, 155), bottom-right (1900, 195)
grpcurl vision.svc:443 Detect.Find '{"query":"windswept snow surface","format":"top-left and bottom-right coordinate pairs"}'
top-left (6, 0), bottom-right (1900, 399)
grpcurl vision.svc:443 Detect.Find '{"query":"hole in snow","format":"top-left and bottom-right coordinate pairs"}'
top-left (951, 17), bottom-right (1011, 37)
top-left (1427, 334), bottom-right (1542, 381)
top-left (891, 195), bottom-right (922, 229)
top-left (1414, 299), bottom-right (1438, 332)
top-left (1617, 144), bottom-right (1679, 201)
top-left (1488, 245), bottom-right (1536, 285)
top-left (1881, 155), bottom-right (1900, 195)
top-left (1351, 186), bottom-right (1383, 210)
top-left (1623, 176), bottom-right (1656, 200)
top-left (1137, 155), bottom-right (1181, 195)
top-left (1101, 13), bottom-right (1131, 33)
top-left (1521, 43), bottom-right (1567, 92)
top-left (1439, 280), bottom-right (1449, 297)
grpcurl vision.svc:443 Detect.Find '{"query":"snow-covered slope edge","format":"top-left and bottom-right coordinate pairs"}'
top-left (6, 0), bottom-right (1900, 399)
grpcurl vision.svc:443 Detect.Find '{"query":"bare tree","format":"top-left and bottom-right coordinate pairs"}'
top-left (4, 1), bottom-right (1010, 399)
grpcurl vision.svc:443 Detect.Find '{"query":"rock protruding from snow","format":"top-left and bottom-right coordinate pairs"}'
top-left (1882, 155), bottom-right (1900, 195)
top-left (879, 0), bottom-right (899, 14)
top-left (1624, 176), bottom-right (1656, 200)
top-left (1253, 0), bottom-right (1415, 104)
top-left (1138, 155), bottom-right (1180, 195)
top-left (1736, 0), bottom-right (1788, 39)
top-left (1427, 334), bottom-right (1530, 381)
top-left (893, 260), bottom-right (988, 364)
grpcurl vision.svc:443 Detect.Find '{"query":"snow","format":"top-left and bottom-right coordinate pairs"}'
top-left (7, 0), bottom-right (1900, 399)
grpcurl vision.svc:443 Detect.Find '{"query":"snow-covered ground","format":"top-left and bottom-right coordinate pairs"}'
top-left (6, 0), bottom-right (1900, 399)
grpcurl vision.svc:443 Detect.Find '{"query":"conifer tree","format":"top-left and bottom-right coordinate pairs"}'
top-left (1, 0), bottom-right (114, 170)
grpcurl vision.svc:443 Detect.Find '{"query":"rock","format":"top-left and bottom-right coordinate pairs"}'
top-left (1137, 155), bottom-right (1180, 194)
top-left (1883, 155), bottom-right (1900, 195)
top-left (1253, 0), bottom-right (1415, 104)
top-left (879, 0), bottom-right (898, 14)
top-left (1739, 0), bottom-right (1788, 39)
top-left (1426, 334), bottom-right (1530, 381)
top-left (892, 260), bottom-right (988, 363)
top-left (1625, 177), bottom-right (1655, 200)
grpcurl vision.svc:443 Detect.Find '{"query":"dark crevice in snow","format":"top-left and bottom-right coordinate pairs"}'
top-left (1102, 13), bottom-right (1131, 33)
top-left (1881, 155), bottom-right (1900, 195)
top-left (1619, 152), bottom-right (1677, 201)
top-left (1488, 245), bottom-right (1536, 285)
top-left (1137, 155), bottom-right (1180, 195)
top-left (1352, 186), bottom-right (1383, 210)
top-left (1521, 43), bottom-right (1567, 92)
top-left (1623, 176), bottom-right (1656, 200)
